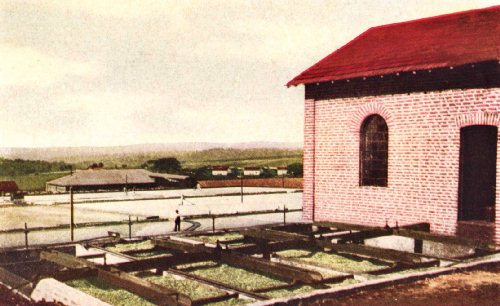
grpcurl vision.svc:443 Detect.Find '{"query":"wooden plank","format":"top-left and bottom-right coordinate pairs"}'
top-left (192, 293), bottom-right (239, 306)
top-left (331, 229), bottom-right (391, 243)
top-left (0, 266), bottom-right (34, 298)
top-left (241, 227), bottom-right (428, 265)
top-left (98, 268), bottom-right (191, 305)
top-left (253, 275), bottom-right (352, 293)
top-left (271, 223), bottom-right (314, 233)
top-left (114, 253), bottom-right (209, 272)
top-left (401, 223), bottom-right (431, 232)
top-left (241, 228), bottom-right (310, 242)
top-left (314, 221), bottom-right (380, 232)
top-left (78, 253), bottom-right (106, 260)
top-left (152, 238), bottom-right (207, 253)
top-left (154, 237), bottom-right (323, 284)
top-left (50, 267), bottom-right (98, 281)
top-left (219, 252), bottom-right (323, 284)
top-left (228, 240), bottom-right (305, 255)
top-left (169, 268), bottom-right (269, 301)
top-left (41, 250), bottom-right (191, 305)
top-left (314, 221), bottom-right (431, 234)
top-left (40, 250), bottom-right (95, 269)
top-left (391, 228), bottom-right (496, 251)
top-left (315, 240), bottom-right (429, 265)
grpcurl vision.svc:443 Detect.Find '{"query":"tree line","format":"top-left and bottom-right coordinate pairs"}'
top-left (141, 157), bottom-right (303, 180)
top-left (0, 158), bottom-right (72, 177)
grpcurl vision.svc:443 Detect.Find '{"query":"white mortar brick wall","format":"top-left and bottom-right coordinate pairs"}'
top-left (303, 88), bottom-right (500, 244)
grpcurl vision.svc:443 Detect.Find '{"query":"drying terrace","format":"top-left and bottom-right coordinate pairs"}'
top-left (0, 221), bottom-right (498, 305)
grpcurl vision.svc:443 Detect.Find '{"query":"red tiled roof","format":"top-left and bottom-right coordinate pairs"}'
top-left (287, 6), bottom-right (500, 86)
top-left (212, 166), bottom-right (229, 170)
top-left (0, 181), bottom-right (19, 192)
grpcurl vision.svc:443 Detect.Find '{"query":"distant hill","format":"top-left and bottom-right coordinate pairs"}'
top-left (0, 142), bottom-right (303, 162)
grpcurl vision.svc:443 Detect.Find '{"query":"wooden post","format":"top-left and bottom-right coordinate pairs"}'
top-left (414, 238), bottom-right (423, 254)
top-left (128, 215), bottom-right (132, 239)
top-left (240, 175), bottom-right (243, 203)
top-left (24, 223), bottom-right (29, 249)
top-left (212, 215), bottom-right (216, 232)
top-left (283, 205), bottom-right (287, 225)
top-left (70, 187), bottom-right (74, 241)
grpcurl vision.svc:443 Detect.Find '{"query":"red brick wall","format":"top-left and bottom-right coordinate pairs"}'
top-left (303, 88), bottom-right (500, 244)
top-left (199, 178), bottom-right (303, 189)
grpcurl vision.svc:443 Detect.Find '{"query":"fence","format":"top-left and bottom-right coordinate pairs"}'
top-left (0, 208), bottom-right (302, 249)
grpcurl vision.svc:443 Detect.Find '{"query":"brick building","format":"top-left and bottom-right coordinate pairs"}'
top-left (212, 166), bottom-right (229, 176)
top-left (288, 6), bottom-right (500, 244)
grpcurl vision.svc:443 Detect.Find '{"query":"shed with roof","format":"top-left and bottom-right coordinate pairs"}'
top-left (46, 169), bottom-right (194, 192)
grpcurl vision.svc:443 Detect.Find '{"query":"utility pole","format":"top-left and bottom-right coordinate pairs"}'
top-left (70, 187), bottom-right (74, 241)
top-left (240, 175), bottom-right (244, 203)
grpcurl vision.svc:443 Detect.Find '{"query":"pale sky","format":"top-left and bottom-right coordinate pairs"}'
top-left (1, 0), bottom-right (497, 148)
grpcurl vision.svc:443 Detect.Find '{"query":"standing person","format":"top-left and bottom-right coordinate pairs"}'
top-left (174, 210), bottom-right (181, 231)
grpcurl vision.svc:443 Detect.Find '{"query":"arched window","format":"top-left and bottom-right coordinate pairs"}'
top-left (360, 115), bottom-right (388, 186)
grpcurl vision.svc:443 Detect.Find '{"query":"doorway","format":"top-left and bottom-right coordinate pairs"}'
top-left (458, 125), bottom-right (497, 222)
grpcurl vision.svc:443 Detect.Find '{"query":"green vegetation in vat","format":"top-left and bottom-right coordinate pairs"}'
top-left (134, 271), bottom-right (225, 300)
top-left (276, 249), bottom-right (390, 272)
top-left (105, 241), bottom-right (172, 258)
top-left (380, 266), bottom-right (438, 278)
top-left (66, 278), bottom-right (154, 306)
top-left (106, 240), bottom-right (153, 252)
top-left (176, 261), bottom-right (286, 291)
top-left (266, 278), bottom-right (358, 298)
top-left (207, 298), bottom-right (252, 305)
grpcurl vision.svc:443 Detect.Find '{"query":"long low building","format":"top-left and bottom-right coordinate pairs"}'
top-left (46, 169), bottom-right (195, 193)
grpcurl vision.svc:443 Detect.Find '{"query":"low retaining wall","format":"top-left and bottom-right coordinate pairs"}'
top-left (199, 178), bottom-right (303, 189)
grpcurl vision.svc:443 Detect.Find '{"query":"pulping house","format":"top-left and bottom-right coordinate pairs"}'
top-left (288, 6), bottom-right (500, 245)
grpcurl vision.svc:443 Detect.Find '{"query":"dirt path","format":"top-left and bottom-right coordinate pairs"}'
top-left (315, 266), bottom-right (500, 305)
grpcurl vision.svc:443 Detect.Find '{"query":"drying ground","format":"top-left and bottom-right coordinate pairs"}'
top-left (314, 265), bottom-right (500, 305)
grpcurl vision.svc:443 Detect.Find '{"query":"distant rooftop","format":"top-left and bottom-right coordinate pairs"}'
top-left (47, 169), bottom-right (189, 187)
top-left (0, 181), bottom-right (19, 192)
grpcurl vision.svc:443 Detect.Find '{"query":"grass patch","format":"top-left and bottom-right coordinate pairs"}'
top-left (105, 240), bottom-right (153, 252)
top-left (0, 172), bottom-right (70, 191)
top-left (66, 278), bottom-right (154, 306)
top-left (276, 249), bottom-right (390, 272)
top-left (134, 271), bottom-right (225, 300)
top-left (176, 261), bottom-right (286, 291)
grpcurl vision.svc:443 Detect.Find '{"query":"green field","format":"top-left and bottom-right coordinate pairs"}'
top-left (1, 148), bottom-right (303, 191)
top-left (0, 171), bottom-right (70, 191)
top-left (70, 148), bottom-right (303, 170)
top-left (182, 155), bottom-right (303, 169)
